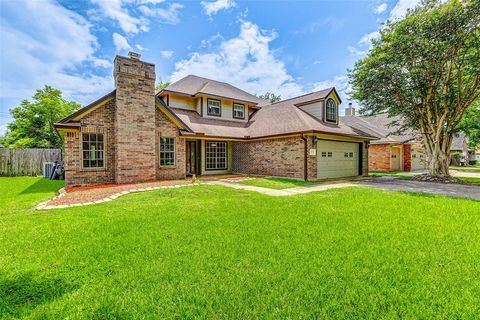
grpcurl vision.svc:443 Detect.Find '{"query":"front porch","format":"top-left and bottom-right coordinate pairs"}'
top-left (184, 139), bottom-right (233, 177)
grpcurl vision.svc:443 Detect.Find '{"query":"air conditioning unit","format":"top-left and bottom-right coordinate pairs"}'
top-left (43, 162), bottom-right (55, 179)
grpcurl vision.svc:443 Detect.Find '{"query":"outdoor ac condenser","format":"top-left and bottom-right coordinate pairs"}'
top-left (43, 162), bottom-right (55, 178)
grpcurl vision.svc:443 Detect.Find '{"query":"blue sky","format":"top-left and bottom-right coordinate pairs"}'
top-left (0, 0), bottom-right (420, 135)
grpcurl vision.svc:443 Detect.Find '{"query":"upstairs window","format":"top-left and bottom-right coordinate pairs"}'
top-left (82, 133), bottom-right (104, 168)
top-left (207, 99), bottom-right (221, 116)
top-left (233, 103), bottom-right (245, 119)
top-left (326, 98), bottom-right (337, 123)
top-left (160, 137), bottom-right (175, 167)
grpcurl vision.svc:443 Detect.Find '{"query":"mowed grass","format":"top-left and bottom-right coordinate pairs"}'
top-left (240, 177), bottom-right (319, 189)
top-left (1, 178), bottom-right (480, 318)
top-left (450, 165), bottom-right (480, 173)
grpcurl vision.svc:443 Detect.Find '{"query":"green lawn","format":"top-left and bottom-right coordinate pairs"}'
top-left (1, 177), bottom-right (480, 318)
top-left (450, 166), bottom-right (480, 173)
top-left (240, 177), bottom-right (319, 189)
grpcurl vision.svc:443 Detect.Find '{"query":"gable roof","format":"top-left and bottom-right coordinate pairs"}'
top-left (57, 90), bottom-right (116, 124)
top-left (341, 113), bottom-right (417, 144)
top-left (160, 75), bottom-right (269, 106)
top-left (268, 87), bottom-right (341, 108)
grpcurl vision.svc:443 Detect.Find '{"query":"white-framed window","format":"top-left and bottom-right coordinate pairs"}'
top-left (82, 133), bottom-right (104, 168)
top-left (207, 99), bottom-right (221, 116)
top-left (160, 137), bottom-right (175, 167)
top-left (326, 98), bottom-right (337, 122)
top-left (233, 103), bottom-right (245, 119)
top-left (205, 141), bottom-right (227, 170)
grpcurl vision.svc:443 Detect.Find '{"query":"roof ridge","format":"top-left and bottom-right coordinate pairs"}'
top-left (345, 115), bottom-right (386, 138)
top-left (266, 87), bottom-right (334, 107)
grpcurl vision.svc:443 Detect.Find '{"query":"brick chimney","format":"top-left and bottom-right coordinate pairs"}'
top-left (114, 52), bottom-right (156, 184)
top-left (345, 103), bottom-right (356, 116)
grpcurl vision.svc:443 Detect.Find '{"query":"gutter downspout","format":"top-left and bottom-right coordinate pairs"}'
top-left (301, 135), bottom-right (308, 181)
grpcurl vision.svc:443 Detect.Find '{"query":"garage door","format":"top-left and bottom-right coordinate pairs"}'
top-left (411, 148), bottom-right (427, 171)
top-left (317, 140), bottom-right (359, 179)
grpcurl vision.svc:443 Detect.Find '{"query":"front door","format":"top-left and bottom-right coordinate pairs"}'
top-left (391, 147), bottom-right (401, 171)
top-left (186, 141), bottom-right (198, 175)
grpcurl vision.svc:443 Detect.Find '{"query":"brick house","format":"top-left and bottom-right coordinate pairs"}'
top-left (342, 107), bottom-right (427, 172)
top-left (55, 53), bottom-right (377, 186)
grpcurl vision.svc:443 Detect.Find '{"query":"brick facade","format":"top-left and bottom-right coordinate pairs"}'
top-left (155, 109), bottom-right (186, 180)
top-left (232, 136), bottom-right (305, 180)
top-left (64, 99), bottom-right (116, 186)
top-left (368, 144), bottom-right (391, 171)
top-left (114, 56), bottom-right (156, 184)
top-left (403, 144), bottom-right (412, 172)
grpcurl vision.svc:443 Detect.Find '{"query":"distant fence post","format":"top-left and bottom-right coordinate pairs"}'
top-left (0, 148), bottom-right (62, 177)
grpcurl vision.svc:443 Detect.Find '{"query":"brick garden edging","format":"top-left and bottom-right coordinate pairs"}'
top-left (36, 182), bottom-right (201, 210)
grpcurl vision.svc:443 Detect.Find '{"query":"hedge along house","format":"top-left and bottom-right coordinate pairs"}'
top-left (55, 53), bottom-right (378, 186)
top-left (342, 107), bottom-right (427, 172)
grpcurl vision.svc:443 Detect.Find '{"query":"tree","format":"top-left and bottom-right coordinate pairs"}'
top-left (457, 104), bottom-right (480, 149)
top-left (155, 79), bottom-right (171, 91)
top-left (258, 92), bottom-right (281, 103)
top-left (2, 86), bottom-right (80, 149)
top-left (349, 0), bottom-right (480, 177)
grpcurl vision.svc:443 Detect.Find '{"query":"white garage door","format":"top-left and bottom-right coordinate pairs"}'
top-left (411, 148), bottom-right (427, 171)
top-left (317, 140), bottom-right (359, 179)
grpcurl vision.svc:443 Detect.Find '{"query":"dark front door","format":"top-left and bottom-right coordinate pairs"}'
top-left (186, 141), bottom-right (199, 175)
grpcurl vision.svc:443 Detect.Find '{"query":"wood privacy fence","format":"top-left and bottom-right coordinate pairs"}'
top-left (0, 148), bottom-right (62, 176)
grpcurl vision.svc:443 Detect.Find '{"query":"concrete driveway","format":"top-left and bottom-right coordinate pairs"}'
top-left (356, 176), bottom-right (480, 201)
top-left (450, 170), bottom-right (480, 178)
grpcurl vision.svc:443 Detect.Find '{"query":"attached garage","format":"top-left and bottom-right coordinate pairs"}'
top-left (317, 140), bottom-right (360, 179)
top-left (411, 147), bottom-right (427, 171)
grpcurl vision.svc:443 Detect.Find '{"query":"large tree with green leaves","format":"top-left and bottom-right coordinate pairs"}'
top-left (258, 92), bottom-right (281, 103)
top-left (457, 104), bottom-right (480, 149)
top-left (2, 86), bottom-right (80, 149)
top-left (349, 0), bottom-right (480, 177)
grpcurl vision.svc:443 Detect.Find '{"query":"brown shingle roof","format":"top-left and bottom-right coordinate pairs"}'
top-left (341, 113), bottom-right (417, 144)
top-left (161, 75), bottom-right (269, 106)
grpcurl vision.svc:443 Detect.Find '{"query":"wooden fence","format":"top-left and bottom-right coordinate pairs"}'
top-left (0, 148), bottom-right (62, 177)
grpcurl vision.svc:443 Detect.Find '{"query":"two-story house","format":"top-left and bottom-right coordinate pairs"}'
top-left (55, 53), bottom-right (377, 186)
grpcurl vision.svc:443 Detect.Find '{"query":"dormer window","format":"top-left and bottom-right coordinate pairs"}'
top-left (207, 98), bottom-right (221, 116)
top-left (233, 103), bottom-right (245, 119)
top-left (326, 98), bottom-right (337, 123)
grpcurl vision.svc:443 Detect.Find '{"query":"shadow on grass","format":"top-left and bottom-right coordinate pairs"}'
top-left (0, 272), bottom-right (78, 318)
top-left (19, 178), bottom-right (64, 195)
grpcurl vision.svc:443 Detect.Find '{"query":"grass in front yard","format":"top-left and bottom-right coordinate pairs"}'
top-left (240, 177), bottom-right (319, 189)
top-left (368, 171), bottom-right (414, 180)
top-left (1, 177), bottom-right (480, 318)
top-left (450, 166), bottom-right (480, 173)
top-left (458, 176), bottom-right (480, 184)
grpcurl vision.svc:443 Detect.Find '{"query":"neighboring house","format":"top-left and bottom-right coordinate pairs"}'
top-left (450, 134), bottom-right (473, 165)
top-left (342, 107), bottom-right (427, 172)
top-left (55, 53), bottom-right (377, 186)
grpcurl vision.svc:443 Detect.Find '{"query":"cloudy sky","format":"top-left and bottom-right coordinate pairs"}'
top-left (0, 0), bottom-right (421, 135)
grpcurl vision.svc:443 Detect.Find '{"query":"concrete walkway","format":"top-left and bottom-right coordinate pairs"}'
top-left (205, 180), bottom-right (356, 196)
top-left (355, 176), bottom-right (480, 201)
top-left (450, 170), bottom-right (480, 178)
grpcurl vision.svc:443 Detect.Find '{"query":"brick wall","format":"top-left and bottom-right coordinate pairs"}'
top-left (403, 144), bottom-right (412, 172)
top-left (368, 144), bottom-right (391, 171)
top-left (155, 109), bottom-right (186, 180)
top-left (361, 142), bottom-right (369, 175)
top-left (64, 99), bottom-right (116, 186)
top-left (232, 136), bottom-right (305, 180)
top-left (114, 55), bottom-right (156, 184)
top-left (306, 138), bottom-right (317, 181)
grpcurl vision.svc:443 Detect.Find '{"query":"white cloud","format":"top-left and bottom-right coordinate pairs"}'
top-left (92, 58), bottom-right (113, 68)
top-left (200, 32), bottom-right (223, 48)
top-left (313, 60), bottom-right (322, 65)
top-left (389, 0), bottom-right (421, 20)
top-left (138, 3), bottom-right (184, 25)
top-left (171, 21), bottom-right (304, 99)
top-left (112, 33), bottom-right (132, 51)
top-left (91, 0), bottom-right (147, 34)
top-left (0, 0), bottom-right (112, 114)
top-left (160, 50), bottom-right (174, 59)
top-left (201, 0), bottom-right (236, 16)
top-left (374, 3), bottom-right (388, 14)
top-left (347, 46), bottom-right (367, 57)
top-left (136, 44), bottom-right (145, 51)
top-left (358, 31), bottom-right (380, 46)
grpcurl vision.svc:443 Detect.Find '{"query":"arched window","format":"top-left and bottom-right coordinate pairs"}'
top-left (326, 98), bottom-right (337, 122)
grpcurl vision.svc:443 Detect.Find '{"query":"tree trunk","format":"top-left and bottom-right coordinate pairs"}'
top-left (422, 131), bottom-right (452, 177)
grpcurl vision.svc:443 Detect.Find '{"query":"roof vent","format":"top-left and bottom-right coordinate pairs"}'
top-left (128, 51), bottom-right (141, 60)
